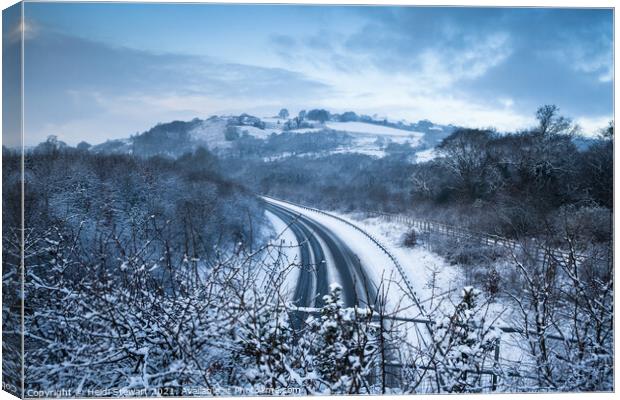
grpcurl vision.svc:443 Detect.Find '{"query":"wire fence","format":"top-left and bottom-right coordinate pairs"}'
top-left (290, 307), bottom-right (550, 392)
top-left (362, 210), bottom-right (606, 264)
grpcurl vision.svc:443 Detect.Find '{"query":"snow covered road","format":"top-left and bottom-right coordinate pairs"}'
top-left (263, 197), bottom-right (464, 318)
top-left (264, 200), bottom-right (377, 308)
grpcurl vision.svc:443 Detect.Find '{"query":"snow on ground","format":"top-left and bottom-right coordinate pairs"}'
top-left (264, 210), bottom-right (301, 299)
top-left (264, 197), bottom-right (459, 317)
top-left (341, 212), bottom-right (461, 304)
top-left (331, 148), bottom-right (387, 158)
top-left (324, 121), bottom-right (426, 155)
top-left (262, 152), bottom-right (295, 162)
top-left (287, 127), bottom-right (323, 133)
top-left (326, 122), bottom-right (416, 137)
top-left (187, 116), bottom-right (433, 159)
top-left (326, 122), bottom-right (424, 144)
top-left (236, 125), bottom-right (279, 139)
top-left (189, 118), bottom-right (232, 149)
top-left (415, 148), bottom-right (438, 163)
top-left (341, 212), bottom-right (529, 366)
top-left (189, 116), bottom-right (283, 146)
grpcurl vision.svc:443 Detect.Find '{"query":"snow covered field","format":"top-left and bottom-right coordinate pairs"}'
top-left (339, 212), bottom-right (461, 303)
top-left (327, 121), bottom-right (423, 138)
top-left (325, 122), bottom-right (430, 160)
top-left (189, 117), bottom-right (233, 149)
top-left (287, 127), bottom-right (324, 134)
top-left (235, 125), bottom-right (276, 139)
top-left (331, 147), bottom-right (387, 158)
top-left (415, 147), bottom-right (438, 162)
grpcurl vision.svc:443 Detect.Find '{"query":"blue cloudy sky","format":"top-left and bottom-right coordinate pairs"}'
top-left (13, 3), bottom-right (614, 145)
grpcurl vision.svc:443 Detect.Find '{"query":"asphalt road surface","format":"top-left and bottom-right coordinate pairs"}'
top-left (264, 201), bottom-right (377, 309)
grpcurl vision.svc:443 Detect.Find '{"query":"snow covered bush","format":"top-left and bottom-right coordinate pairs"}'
top-left (430, 287), bottom-right (501, 393)
top-left (308, 284), bottom-right (380, 394)
top-left (507, 237), bottom-right (613, 392)
top-left (230, 292), bottom-right (300, 391)
top-left (19, 215), bottom-right (386, 395)
top-left (402, 229), bottom-right (417, 248)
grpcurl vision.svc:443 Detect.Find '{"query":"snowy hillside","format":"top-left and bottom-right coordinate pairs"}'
top-left (188, 116), bottom-right (233, 148)
top-left (327, 121), bottom-right (424, 142)
top-left (87, 110), bottom-right (456, 161)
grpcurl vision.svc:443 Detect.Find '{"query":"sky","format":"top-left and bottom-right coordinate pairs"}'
top-left (6, 3), bottom-right (614, 145)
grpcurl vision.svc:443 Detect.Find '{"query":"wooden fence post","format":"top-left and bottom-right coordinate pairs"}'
top-left (491, 340), bottom-right (500, 391)
top-left (379, 312), bottom-right (387, 394)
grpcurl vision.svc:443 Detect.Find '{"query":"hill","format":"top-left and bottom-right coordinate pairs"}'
top-left (89, 110), bottom-right (457, 161)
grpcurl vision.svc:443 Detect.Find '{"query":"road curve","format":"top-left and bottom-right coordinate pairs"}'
top-left (265, 203), bottom-right (328, 308)
top-left (264, 200), bottom-right (377, 309)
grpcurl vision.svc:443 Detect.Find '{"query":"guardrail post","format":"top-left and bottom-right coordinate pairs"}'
top-left (491, 340), bottom-right (500, 391)
top-left (379, 311), bottom-right (387, 393)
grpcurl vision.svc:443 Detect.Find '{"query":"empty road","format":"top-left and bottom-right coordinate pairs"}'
top-left (264, 200), bottom-right (377, 309)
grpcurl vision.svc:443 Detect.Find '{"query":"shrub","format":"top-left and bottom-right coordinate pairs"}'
top-left (403, 229), bottom-right (417, 247)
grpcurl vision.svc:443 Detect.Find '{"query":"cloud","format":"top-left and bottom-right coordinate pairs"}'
top-left (314, 73), bottom-right (534, 133)
top-left (266, 7), bottom-right (611, 134)
top-left (21, 7), bottom-right (613, 144)
top-left (558, 42), bottom-right (613, 83)
top-left (270, 34), bottom-right (296, 48)
top-left (411, 32), bottom-right (512, 91)
top-left (24, 30), bottom-right (331, 145)
top-left (499, 98), bottom-right (514, 109)
top-left (575, 115), bottom-right (613, 136)
top-left (341, 8), bottom-right (514, 78)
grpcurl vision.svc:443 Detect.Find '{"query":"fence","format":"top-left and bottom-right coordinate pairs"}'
top-left (363, 210), bottom-right (606, 264)
top-left (289, 307), bottom-right (560, 393)
top-left (372, 312), bottom-right (580, 389)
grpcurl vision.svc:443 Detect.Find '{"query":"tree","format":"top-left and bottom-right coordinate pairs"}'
top-left (309, 284), bottom-right (379, 394)
top-left (225, 125), bottom-right (240, 141)
top-left (599, 120), bottom-right (613, 140)
top-left (233, 294), bottom-right (297, 391)
top-left (518, 106), bottom-right (581, 210)
top-left (278, 108), bottom-right (289, 119)
top-left (506, 222), bottom-right (613, 391)
top-left (437, 129), bottom-right (500, 201)
top-left (34, 135), bottom-right (68, 154)
top-left (579, 132), bottom-right (613, 208)
top-left (76, 141), bottom-right (91, 151)
top-left (306, 109), bottom-right (330, 123)
top-left (535, 105), bottom-right (576, 136)
top-left (339, 111), bottom-right (358, 122)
